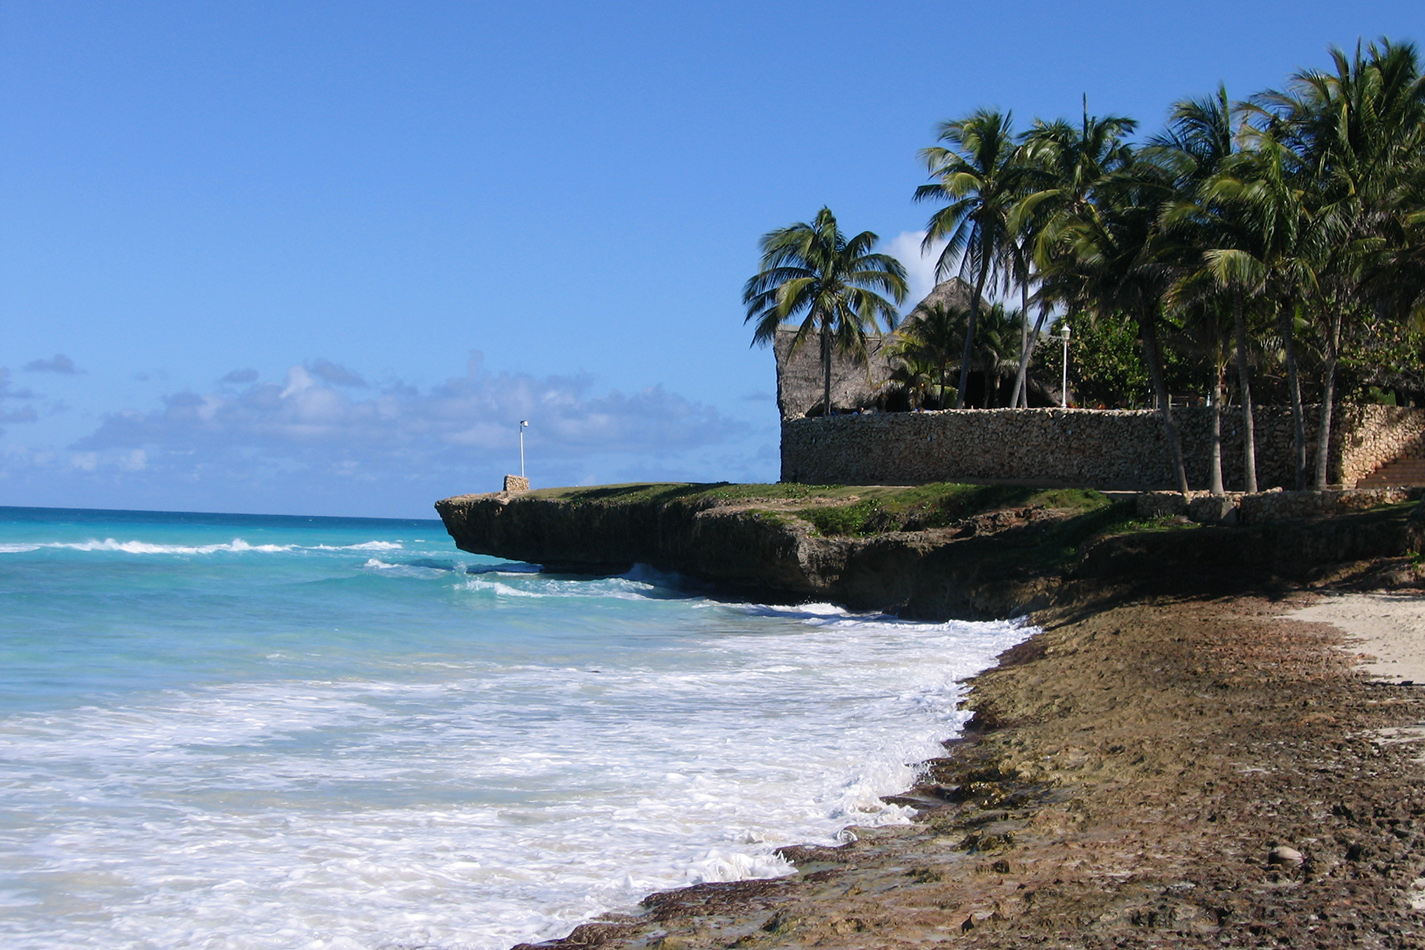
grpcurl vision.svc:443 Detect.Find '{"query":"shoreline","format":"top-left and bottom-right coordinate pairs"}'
top-left (513, 578), bottom-right (1425, 949)
top-left (441, 487), bottom-right (1425, 948)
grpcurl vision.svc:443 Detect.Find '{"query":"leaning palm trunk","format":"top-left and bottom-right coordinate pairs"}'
top-left (1232, 293), bottom-right (1258, 493)
top-left (1278, 306), bottom-right (1306, 489)
top-left (1141, 315), bottom-right (1191, 496)
top-left (1008, 303), bottom-right (1051, 409)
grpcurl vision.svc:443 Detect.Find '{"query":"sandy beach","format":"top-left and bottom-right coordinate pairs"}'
top-left (519, 582), bottom-right (1425, 949)
top-left (1290, 592), bottom-right (1425, 683)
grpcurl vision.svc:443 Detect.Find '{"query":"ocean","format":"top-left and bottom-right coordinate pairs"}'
top-left (0, 505), bottom-right (1034, 950)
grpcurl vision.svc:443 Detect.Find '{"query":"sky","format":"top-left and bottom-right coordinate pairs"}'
top-left (1, 1), bottom-right (1420, 518)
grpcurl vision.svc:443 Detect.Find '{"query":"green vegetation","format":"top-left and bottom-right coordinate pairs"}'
top-left (742, 207), bottom-right (908, 418)
top-left (530, 481), bottom-right (1113, 537)
top-left (792, 483), bottom-right (1105, 537)
top-left (748, 38), bottom-right (1425, 496)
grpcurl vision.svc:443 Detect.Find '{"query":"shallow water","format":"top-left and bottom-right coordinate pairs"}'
top-left (0, 505), bottom-right (1034, 949)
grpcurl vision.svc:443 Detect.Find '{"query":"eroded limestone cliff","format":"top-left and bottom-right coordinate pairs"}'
top-left (434, 488), bottom-right (1425, 621)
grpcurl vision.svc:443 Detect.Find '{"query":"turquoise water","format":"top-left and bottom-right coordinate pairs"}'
top-left (0, 506), bottom-right (1033, 949)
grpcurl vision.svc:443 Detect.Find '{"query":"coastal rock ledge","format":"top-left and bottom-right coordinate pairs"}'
top-left (434, 487), bottom-right (1425, 620)
top-left (434, 488), bottom-right (1062, 619)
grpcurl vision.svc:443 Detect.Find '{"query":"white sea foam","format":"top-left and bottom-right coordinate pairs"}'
top-left (21, 538), bottom-right (296, 555)
top-left (457, 572), bottom-right (664, 601)
top-left (313, 541), bottom-right (405, 551)
top-left (1, 538), bottom-right (409, 556)
top-left (0, 525), bottom-right (1034, 950)
top-left (0, 608), bottom-right (1033, 950)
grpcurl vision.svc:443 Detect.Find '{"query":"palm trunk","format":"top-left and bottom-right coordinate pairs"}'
top-left (820, 327), bottom-right (832, 417)
top-left (1232, 291), bottom-right (1258, 493)
top-left (1313, 307), bottom-right (1343, 490)
top-left (1209, 359), bottom-right (1225, 496)
top-left (1017, 279), bottom-right (1031, 407)
top-left (1009, 303), bottom-right (1051, 409)
top-left (956, 265), bottom-right (990, 409)
top-left (1141, 314), bottom-right (1191, 496)
top-left (1279, 306), bottom-right (1306, 490)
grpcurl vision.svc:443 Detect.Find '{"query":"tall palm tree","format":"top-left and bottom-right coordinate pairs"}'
top-left (915, 109), bottom-right (1025, 408)
top-left (1155, 85), bottom-right (1263, 493)
top-left (743, 207), bottom-right (908, 417)
top-left (1008, 107), bottom-right (1138, 409)
top-left (1205, 132), bottom-right (1321, 489)
top-left (1253, 39), bottom-right (1425, 487)
top-left (1044, 154), bottom-right (1192, 494)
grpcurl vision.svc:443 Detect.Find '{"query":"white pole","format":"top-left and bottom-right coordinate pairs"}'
top-left (1061, 325), bottom-right (1071, 408)
top-left (519, 420), bottom-right (529, 479)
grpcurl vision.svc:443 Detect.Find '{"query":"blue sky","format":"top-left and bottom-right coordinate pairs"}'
top-left (1, 1), bottom-right (1419, 518)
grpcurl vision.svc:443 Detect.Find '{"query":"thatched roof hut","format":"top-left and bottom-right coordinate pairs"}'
top-left (773, 278), bottom-right (979, 420)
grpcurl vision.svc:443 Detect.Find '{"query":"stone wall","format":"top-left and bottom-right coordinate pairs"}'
top-left (781, 404), bottom-right (1425, 491)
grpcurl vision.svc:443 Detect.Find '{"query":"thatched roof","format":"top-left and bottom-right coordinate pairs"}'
top-left (903, 276), bottom-right (976, 325)
top-left (772, 279), bottom-right (983, 420)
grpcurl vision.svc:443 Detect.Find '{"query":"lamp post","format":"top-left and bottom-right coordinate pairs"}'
top-left (1060, 324), bottom-right (1071, 409)
top-left (519, 420), bottom-right (529, 479)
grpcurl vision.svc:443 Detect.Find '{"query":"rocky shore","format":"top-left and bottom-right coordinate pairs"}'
top-left (520, 585), bottom-right (1425, 949)
top-left (435, 486), bottom-right (1425, 949)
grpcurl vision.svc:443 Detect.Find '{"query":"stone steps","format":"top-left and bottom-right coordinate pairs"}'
top-left (1357, 458), bottom-right (1425, 487)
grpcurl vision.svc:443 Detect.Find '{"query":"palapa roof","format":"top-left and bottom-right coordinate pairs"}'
top-left (772, 278), bottom-right (982, 420)
top-left (903, 276), bottom-right (976, 326)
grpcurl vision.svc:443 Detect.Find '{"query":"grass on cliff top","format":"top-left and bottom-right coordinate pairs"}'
top-left (526, 481), bottom-right (1112, 537)
top-left (791, 484), bottom-right (1108, 536)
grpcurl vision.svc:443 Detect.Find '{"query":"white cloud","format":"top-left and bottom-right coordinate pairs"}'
top-left (0, 368), bottom-right (37, 402)
top-left (221, 368), bottom-right (259, 385)
top-left (307, 360), bottom-right (367, 388)
top-left (0, 369), bottom-right (40, 433)
top-left (70, 353), bottom-right (741, 485)
top-left (24, 353), bottom-right (84, 374)
top-left (885, 230), bottom-right (952, 313)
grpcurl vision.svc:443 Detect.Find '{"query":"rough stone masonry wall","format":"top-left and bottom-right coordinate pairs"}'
top-left (781, 404), bottom-right (1425, 491)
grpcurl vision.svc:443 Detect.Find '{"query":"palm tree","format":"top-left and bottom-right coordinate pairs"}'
top-left (887, 350), bottom-right (941, 410)
top-left (1008, 106), bottom-right (1138, 409)
top-left (1253, 39), bottom-right (1425, 487)
top-left (743, 207), bottom-right (908, 417)
top-left (891, 301), bottom-right (966, 409)
top-left (973, 304), bottom-right (1024, 407)
top-left (1204, 132), bottom-right (1321, 489)
top-left (1155, 85), bottom-right (1262, 493)
top-left (915, 109), bottom-right (1025, 408)
top-left (1043, 153), bottom-right (1192, 494)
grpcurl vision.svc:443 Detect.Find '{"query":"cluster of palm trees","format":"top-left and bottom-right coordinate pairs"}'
top-left (745, 38), bottom-right (1425, 495)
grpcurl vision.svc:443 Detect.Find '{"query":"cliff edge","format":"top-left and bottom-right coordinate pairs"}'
top-left (435, 484), bottom-right (1425, 620)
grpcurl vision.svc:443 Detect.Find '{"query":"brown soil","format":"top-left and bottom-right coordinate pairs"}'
top-left (515, 580), bottom-right (1425, 949)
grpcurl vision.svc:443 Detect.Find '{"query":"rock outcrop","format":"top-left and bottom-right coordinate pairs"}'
top-left (434, 489), bottom-right (1425, 620)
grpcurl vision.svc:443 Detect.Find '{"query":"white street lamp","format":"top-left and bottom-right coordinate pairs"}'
top-left (519, 420), bottom-right (529, 479)
top-left (1060, 324), bottom-right (1072, 409)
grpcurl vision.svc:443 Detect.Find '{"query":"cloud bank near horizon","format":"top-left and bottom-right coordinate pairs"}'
top-left (0, 353), bottom-right (770, 517)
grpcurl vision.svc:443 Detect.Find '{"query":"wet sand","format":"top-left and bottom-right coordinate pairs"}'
top-left (520, 586), bottom-right (1425, 949)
